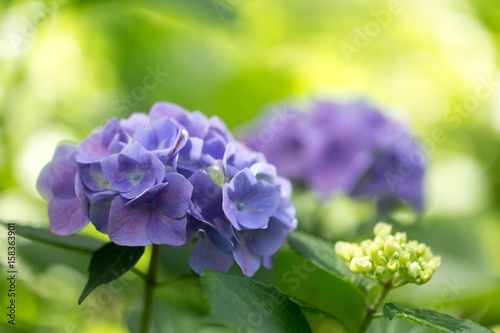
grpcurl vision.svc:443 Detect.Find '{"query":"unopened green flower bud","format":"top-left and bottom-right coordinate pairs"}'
top-left (408, 262), bottom-right (422, 280)
top-left (405, 241), bottom-right (418, 257)
top-left (350, 257), bottom-right (373, 274)
top-left (374, 222), bottom-right (392, 239)
top-left (375, 253), bottom-right (388, 266)
top-left (399, 252), bottom-right (411, 266)
top-left (428, 256), bottom-right (441, 271)
top-left (384, 236), bottom-right (400, 256)
top-left (206, 162), bottom-right (227, 186)
top-left (361, 239), bottom-right (373, 248)
top-left (394, 232), bottom-right (407, 244)
top-left (352, 244), bottom-right (363, 257)
top-left (373, 236), bottom-right (385, 249)
top-left (335, 242), bottom-right (354, 261)
top-left (417, 243), bottom-right (428, 256)
top-left (366, 244), bottom-right (379, 259)
top-left (387, 259), bottom-right (400, 272)
top-left (420, 267), bottom-right (433, 283)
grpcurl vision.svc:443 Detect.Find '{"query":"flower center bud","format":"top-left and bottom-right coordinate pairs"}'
top-left (133, 172), bottom-right (141, 181)
top-left (237, 202), bottom-right (245, 211)
top-left (149, 202), bottom-right (157, 210)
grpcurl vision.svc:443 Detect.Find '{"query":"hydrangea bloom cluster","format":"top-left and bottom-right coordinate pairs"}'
top-left (38, 102), bottom-right (297, 276)
top-left (335, 222), bottom-right (440, 287)
top-left (244, 100), bottom-right (425, 212)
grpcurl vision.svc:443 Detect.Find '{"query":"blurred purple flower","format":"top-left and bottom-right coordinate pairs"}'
top-left (245, 99), bottom-right (425, 211)
top-left (350, 121), bottom-right (425, 210)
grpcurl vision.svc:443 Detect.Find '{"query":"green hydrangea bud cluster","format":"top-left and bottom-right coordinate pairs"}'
top-left (335, 222), bottom-right (441, 287)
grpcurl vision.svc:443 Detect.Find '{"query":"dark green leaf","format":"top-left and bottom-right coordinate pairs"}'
top-left (0, 221), bottom-right (105, 253)
top-left (287, 231), bottom-right (376, 297)
top-left (288, 296), bottom-right (350, 332)
top-left (273, 249), bottom-right (367, 332)
top-left (383, 303), bottom-right (494, 333)
top-left (202, 270), bottom-right (312, 333)
top-left (79, 242), bottom-right (145, 304)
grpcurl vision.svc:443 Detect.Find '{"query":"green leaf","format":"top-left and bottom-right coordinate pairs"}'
top-left (79, 242), bottom-right (145, 304)
top-left (0, 221), bottom-right (105, 253)
top-left (288, 296), bottom-right (350, 332)
top-left (273, 249), bottom-right (367, 332)
top-left (202, 270), bottom-right (312, 333)
top-left (383, 303), bottom-right (494, 333)
top-left (287, 231), bottom-right (376, 298)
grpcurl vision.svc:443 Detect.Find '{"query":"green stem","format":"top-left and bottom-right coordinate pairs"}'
top-left (358, 282), bottom-right (392, 333)
top-left (140, 244), bottom-right (161, 333)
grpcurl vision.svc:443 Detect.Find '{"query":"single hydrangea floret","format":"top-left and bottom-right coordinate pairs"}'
top-left (335, 222), bottom-right (440, 287)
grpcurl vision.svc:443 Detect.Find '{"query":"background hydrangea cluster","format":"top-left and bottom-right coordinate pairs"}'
top-left (245, 100), bottom-right (425, 212)
top-left (38, 102), bottom-right (297, 276)
top-left (336, 222), bottom-right (441, 287)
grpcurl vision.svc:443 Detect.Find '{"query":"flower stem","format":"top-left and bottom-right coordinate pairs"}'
top-left (140, 244), bottom-right (161, 333)
top-left (358, 282), bottom-right (392, 333)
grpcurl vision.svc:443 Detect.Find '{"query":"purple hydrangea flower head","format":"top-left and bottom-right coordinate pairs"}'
top-left (245, 99), bottom-right (425, 212)
top-left (39, 101), bottom-right (297, 277)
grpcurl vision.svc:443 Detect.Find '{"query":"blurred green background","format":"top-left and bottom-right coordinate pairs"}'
top-left (1, 0), bottom-right (500, 332)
